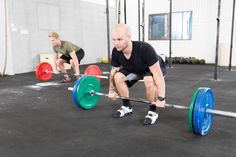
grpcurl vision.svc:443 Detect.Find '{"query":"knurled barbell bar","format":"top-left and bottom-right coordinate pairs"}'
top-left (35, 62), bottom-right (108, 81)
top-left (68, 75), bottom-right (236, 136)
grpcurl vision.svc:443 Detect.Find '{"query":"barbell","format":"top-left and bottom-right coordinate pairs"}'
top-left (35, 62), bottom-right (108, 81)
top-left (35, 63), bottom-right (144, 82)
top-left (68, 75), bottom-right (236, 136)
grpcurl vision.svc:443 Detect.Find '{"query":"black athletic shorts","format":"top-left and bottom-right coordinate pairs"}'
top-left (60, 48), bottom-right (85, 64)
top-left (119, 65), bottom-right (166, 88)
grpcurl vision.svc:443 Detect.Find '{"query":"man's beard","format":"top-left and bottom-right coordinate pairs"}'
top-left (117, 43), bottom-right (128, 52)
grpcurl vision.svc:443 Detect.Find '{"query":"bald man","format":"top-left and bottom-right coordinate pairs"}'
top-left (108, 23), bottom-right (166, 125)
top-left (48, 32), bottom-right (84, 83)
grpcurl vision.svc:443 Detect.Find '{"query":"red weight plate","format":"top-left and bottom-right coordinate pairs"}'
top-left (84, 65), bottom-right (102, 81)
top-left (35, 62), bottom-right (53, 81)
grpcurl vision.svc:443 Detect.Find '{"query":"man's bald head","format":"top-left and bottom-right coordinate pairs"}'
top-left (112, 23), bottom-right (132, 52)
top-left (112, 23), bottom-right (131, 38)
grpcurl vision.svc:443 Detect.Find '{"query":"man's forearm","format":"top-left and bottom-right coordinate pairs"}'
top-left (109, 67), bottom-right (120, 92)
top-left (154, 75), bottom-right (165, 98)
top-left (53, 53), bottom-right (58, 71)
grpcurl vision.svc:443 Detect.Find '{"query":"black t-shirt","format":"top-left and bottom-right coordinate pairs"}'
top-left (111, 41), bottom-right (166, 75)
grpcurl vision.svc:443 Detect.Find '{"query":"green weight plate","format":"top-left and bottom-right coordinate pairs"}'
top-left (188, 88), bottom-right (200, 133)
top-left (76, 76), bottom-right (101, 109)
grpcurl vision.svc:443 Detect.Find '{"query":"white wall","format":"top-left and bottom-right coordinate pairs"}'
top-left (0, 0), bottom-right (14, 75)
top-left (0, 0), bottom-right (6, 74)
top-left (125, 0), bottom-right (236, 64)
top-left (80, 0), bottom-right (115, 7)
top-left (1, 0), bottom-right (116, 74)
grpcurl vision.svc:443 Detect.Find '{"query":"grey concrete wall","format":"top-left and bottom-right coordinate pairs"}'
top-left (2, 0), bottom-right (115, 74)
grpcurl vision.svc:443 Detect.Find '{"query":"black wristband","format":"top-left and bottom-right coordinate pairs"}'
top-left (157, 96), bottom-right (166, 101)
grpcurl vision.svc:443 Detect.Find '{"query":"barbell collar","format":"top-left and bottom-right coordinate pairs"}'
top-left (68, 87), bottom-right (73, 91)
top-left (102, 71), bottom-right (110, 75)
top-left (44, 70), bottom-right (59, 74)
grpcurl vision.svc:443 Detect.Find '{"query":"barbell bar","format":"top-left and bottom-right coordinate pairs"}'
top-left (68, 75), bottom-right (236, 136)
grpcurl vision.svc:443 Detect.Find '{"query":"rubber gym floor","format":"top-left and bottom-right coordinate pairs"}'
top-left (0, 63), bottom-right (235, 157)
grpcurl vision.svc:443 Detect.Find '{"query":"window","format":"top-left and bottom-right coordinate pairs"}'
top-left (148, 11), bottom-right (192, 40)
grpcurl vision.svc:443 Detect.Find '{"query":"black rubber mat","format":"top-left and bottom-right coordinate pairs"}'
top-left (0, 64), bottom-right (235, 157)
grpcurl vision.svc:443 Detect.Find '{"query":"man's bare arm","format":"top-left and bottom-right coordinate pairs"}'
top-left (109, 66), bottom-right (120, 92)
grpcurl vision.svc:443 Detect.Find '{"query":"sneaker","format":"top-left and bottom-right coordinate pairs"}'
top-left (143, 111), bottom-right (158, 125)
top-left (113, 106), bottom-right (133, 118)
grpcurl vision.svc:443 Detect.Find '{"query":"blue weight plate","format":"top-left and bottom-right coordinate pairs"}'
top-left (72, 79), bottom-right (82, 107)
top-left (193, 87), bottom-right (214, 136)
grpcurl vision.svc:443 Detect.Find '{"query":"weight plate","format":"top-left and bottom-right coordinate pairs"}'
top-left (35, 62), bottom-right (53, 81)
top-left (188, 88), bottom-right (200, 133)
top-left (35, 63), bottom-right (44, 80)
top-left (76, 76), bottom-right (101, 109)
top-left (84, 65), bottom-right (102, 81)
top-left (72, 79), bottom-right (82, 107)
top-left (193, 87), bottom-right (214, 136)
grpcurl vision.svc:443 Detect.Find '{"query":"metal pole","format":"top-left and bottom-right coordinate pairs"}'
top-left (106, 0), bottom-right (111, 70)
top-left (118, 0), bottom-right (121, 23)
top-left (229, 0), bottom-right (235, 71)
top-left (214, 0), bottom-right (221, 80)
top-left (169, 0), bottom-right (172, 68)
top-left (124, 0), bottom-right (127, 23)
top-left (3, 0), bottom-right (8, 76)
top-left (141, 0), bottom-right (145, 41)
top-left (138, 0), bottom-right (141, 41)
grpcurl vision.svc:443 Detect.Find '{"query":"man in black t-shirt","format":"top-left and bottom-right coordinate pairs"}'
top-left (108, 23), bottom-right (166, 125)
